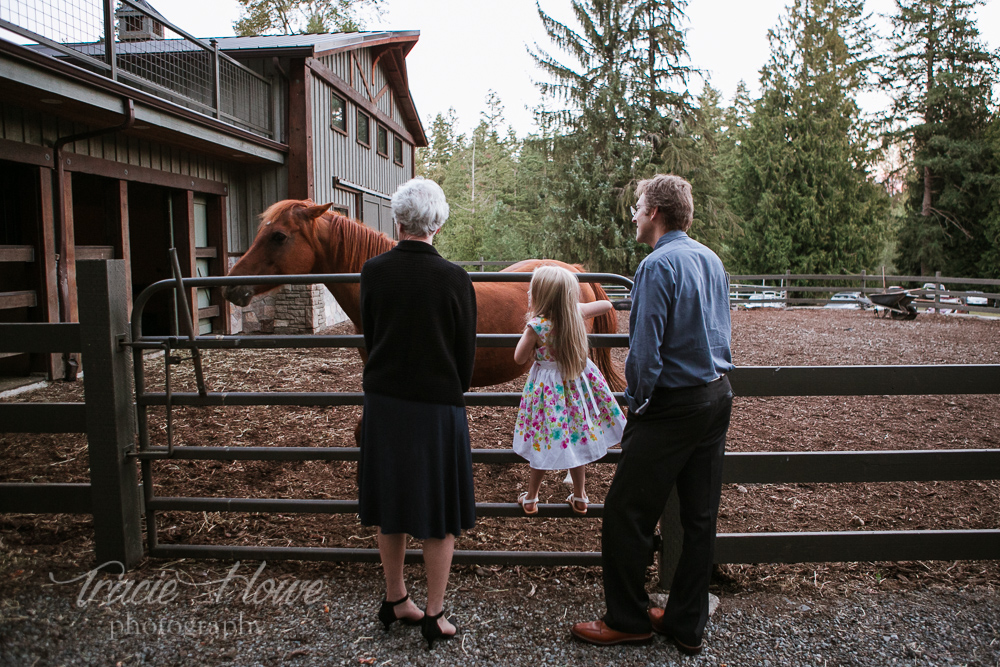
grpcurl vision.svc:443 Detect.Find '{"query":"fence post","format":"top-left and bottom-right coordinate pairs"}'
top-left (211, 39), bottom-right (222, 120)
top-left (78, 260), bottom-right (143, 569)
top-left (935, 270), bottom-right (942, 308)
top-left (102, 0), bottom-right (117, 81)
top-left (658, 489), bottom-right (682, 589)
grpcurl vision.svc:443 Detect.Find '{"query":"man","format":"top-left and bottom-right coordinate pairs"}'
top-left (571, 174), bottom-right (735, 656)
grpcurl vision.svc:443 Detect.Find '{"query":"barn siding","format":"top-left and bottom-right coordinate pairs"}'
top-left (312, 48), bottom-right (413, 226)
top-left (0, 101), bottom-right (284, 254)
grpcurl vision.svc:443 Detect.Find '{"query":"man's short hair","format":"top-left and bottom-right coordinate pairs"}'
top-left (636, 174), bottom-right (693, 232)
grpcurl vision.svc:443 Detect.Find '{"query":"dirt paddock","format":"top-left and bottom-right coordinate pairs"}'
top-left (1, 308), bottom-right (998, 665)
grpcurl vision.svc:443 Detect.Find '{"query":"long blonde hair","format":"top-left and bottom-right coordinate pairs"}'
top-left (528, 265), bottom-right (589, 379)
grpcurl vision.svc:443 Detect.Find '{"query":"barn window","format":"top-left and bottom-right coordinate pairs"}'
top-left (331, 93), bottom-right (346, 133)
top-left (393, 135), bottom-right (404, 166)
top-left (357, 110), bottom-right (370, 147)
top-left (376, 124), bottom-right (388, 157)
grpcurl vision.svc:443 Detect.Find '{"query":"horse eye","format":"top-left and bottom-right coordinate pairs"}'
top-left (271, 231), bottom-right (288, 244)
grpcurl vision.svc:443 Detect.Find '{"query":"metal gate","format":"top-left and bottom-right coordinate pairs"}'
top-left (128, 265), bottom-right (635, 565)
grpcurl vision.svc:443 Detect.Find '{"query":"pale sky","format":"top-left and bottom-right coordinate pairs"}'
top-left (130, 0), bottom-right (1000, 137)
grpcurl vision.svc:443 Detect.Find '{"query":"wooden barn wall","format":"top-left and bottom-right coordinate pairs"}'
top-left (0, 100), bottom-right (285, 253)
top-left (311, 48), bottom-right (413, 221)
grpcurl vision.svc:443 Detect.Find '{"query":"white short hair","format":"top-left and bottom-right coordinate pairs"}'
top-left (391, 177), bottom-right (449, 237)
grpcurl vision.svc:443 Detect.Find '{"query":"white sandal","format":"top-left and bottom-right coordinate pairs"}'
top-left (566, 493), bottom-right (589, 515)
top-left (518, 492), bottom-right (539, 515)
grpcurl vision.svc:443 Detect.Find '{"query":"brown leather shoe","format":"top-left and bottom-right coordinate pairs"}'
top-left (570, 619), bottom-right (652, 646)
top-left (648, 607), bottom-right (704, 656)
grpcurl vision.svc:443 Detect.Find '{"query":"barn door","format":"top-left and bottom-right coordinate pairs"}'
top-left (362, 193), bottom-right (395, 240)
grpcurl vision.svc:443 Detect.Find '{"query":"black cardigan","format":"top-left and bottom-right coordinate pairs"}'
top-left (360, 240), bottom-right (478, 406)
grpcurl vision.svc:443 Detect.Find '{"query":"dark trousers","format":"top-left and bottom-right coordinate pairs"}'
top-left (602, 376), bottom-right (733, 643)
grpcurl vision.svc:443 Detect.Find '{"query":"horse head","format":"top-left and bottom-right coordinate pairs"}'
top-left (224, 200), bottom-right (332, 307)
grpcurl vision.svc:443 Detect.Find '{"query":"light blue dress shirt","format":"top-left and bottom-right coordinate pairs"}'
top-left (625, 230), bottom-right (735, 414)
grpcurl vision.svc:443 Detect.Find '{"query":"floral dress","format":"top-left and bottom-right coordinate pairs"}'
top-left (513, 316), bottom-right (626, 470)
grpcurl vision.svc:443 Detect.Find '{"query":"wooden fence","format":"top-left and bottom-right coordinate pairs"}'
top-left (731, 271), bottom-right (1000, 314)
top-left (1, 261), bottom-right (998, 575)
top-left (457, 262), bottom-right (1000, 313)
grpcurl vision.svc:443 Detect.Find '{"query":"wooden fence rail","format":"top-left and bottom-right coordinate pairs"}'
top-left (2, 262), bottom-right (998, 574)
top-left (0, 261), bottom-right (142, 566)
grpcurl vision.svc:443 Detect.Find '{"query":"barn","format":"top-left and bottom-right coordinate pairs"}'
top-left (0, 0), bottom-right (426, 383)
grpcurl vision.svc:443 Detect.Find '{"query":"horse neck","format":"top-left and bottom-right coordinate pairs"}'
top-left (315, 214), bottom-right (395, 327)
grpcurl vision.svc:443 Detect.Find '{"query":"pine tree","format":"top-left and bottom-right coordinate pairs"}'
top-left (528, 0), bottom-right (696, 274)
top-left (885, 0), bottom-right (1000, 278)
top-left (729, 0), bottom-right (889, 275)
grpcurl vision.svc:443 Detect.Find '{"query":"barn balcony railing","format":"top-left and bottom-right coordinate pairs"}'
top-left (0, 0), bottom-right (274, 139)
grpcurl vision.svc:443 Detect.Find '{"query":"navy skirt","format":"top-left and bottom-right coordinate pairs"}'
top-left (358, 392), bottom-right (476, 539)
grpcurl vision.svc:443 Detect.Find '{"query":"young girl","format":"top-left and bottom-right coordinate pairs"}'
top-left (512, 265), bottom-right (626, 515)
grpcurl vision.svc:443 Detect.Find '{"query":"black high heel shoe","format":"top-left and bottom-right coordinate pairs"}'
top-left (378, 594), bottom-right (423, 630)
top-left (421, 610), bottom-right (457, 650)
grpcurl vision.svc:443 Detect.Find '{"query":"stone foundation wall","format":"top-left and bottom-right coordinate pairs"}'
top-left (225, 258), bottom-right (349, 334)
top-left (230, 285), bottom-right (348, 334)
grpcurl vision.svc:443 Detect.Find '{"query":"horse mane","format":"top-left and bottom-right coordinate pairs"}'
top-left (330, 212), bottom-right (396, 266)
top-left (256, 199), bottom-right (395, 270)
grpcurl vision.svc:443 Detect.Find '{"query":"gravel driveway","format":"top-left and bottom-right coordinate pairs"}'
top-left (2, 560), bottom-right (997, 666)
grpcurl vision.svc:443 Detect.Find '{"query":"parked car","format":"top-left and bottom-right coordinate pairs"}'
top-left (921, 282), bottom-right (946, 298)
top-left (920, 283), bottom-right (962, 315)
top-left (824, 291), bottom-right (864, 309)
top-left (920, 283), bottom-right (962, 314)
top-left (746, 290), bottom-right (786, 309)
top-left (965, 291), bottom-right (989, 307)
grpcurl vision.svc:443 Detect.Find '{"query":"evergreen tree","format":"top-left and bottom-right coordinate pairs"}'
top-left (885, 0), bottom-right (1000, 278)
top-left (729, 0), bottom-right (889, 275)
top-left (528, 0), bottom-right (696, 274)
top-left (233, 0), bottom-right (381, 35)
top-left (418, 109), bottom-right (459, 186)
top-left (417, 96), bottom-right (549, 262)
top-left (682, 85), bottom-right (741, 255)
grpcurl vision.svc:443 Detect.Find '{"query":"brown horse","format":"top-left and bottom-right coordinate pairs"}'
top-left (224, 200), bottom-right (625, 391)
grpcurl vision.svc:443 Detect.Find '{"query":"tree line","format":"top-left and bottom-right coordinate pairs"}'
top-left (416, 0), bottom-right (1000, 280)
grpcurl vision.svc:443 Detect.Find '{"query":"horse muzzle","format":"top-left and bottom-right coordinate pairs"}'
top-left (224, 284), bottom-right (257, 308)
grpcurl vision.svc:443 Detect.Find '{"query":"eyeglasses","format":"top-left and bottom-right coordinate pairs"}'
top-left (630, 205), bottom-right (640, 217)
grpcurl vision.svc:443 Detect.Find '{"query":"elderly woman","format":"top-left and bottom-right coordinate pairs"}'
top-left (358, 177), bottom-right (477, 649)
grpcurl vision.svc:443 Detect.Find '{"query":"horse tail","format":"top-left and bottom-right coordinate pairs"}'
top-left (590, 282), bottom-right (627, 392)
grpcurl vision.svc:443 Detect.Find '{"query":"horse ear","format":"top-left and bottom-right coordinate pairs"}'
top-left (303, 203), bottom-right (333, 219)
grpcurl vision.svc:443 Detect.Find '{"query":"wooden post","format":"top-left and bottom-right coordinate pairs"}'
top-left (115, 180), bottom-right (132, 317)
top-left (60, 171), bottom-right (80, 324)
top-left (935, 270), bottom-right (942, 309)
top-left (172, 191), bottom-right (197, 328)
top-left (287, 58), bottom-right (314, 200)
top-left (211, 39), bottom-right (222, 120)
top-left (37, 167), bottom-right (63, 379)
top-left (658, 489), bottom-right (682, 590)
top-left (102, 0), bottom-right (117, 81)
top-left (78, 260), bottom-right (143, 569)
top-left (208, 195), bottom-right (230, 334)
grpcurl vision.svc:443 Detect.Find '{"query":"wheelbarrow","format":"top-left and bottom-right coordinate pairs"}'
top-left (870, 290), bottom-right (918, 320)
